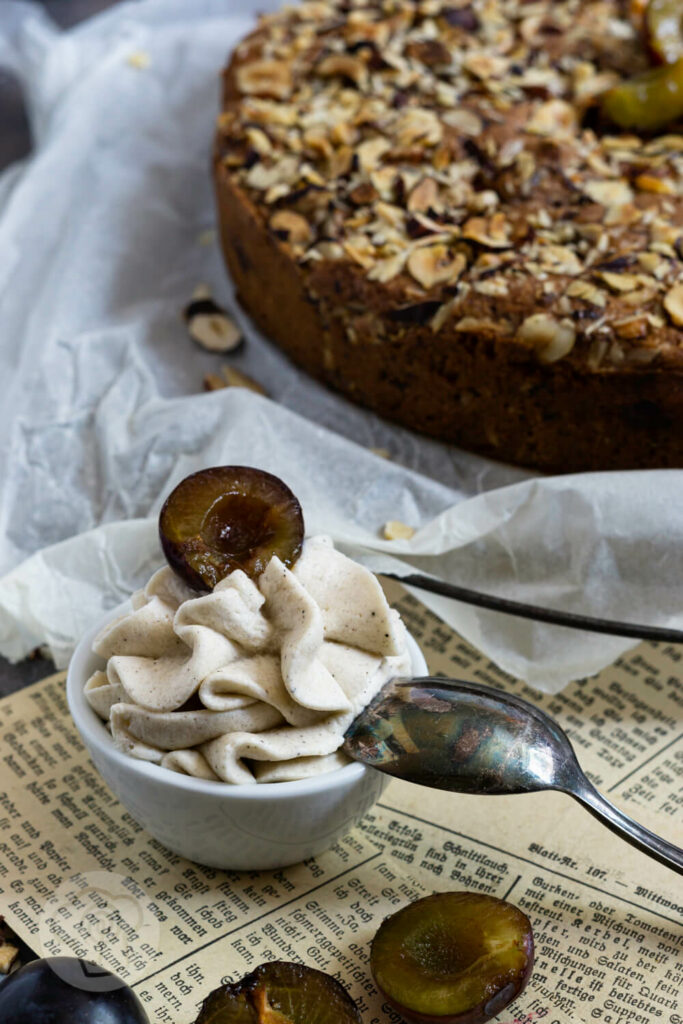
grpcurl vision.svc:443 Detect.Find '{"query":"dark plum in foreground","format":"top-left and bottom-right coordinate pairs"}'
top-left (370, 892), bottom-right (534, 1024)
top-left (195, 961), bottom-right (362, 1024)
top-left (0, 957), bottom-right (149, 1024)
top-left (159, 466), bottom-right (304, 590)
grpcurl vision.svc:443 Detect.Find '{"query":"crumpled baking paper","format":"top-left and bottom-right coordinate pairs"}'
top-left (0, 0), bottom-right (681, 691)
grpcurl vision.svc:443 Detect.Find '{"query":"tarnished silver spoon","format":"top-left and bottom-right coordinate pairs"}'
top-left (343, 677), bottom-right (683, 874)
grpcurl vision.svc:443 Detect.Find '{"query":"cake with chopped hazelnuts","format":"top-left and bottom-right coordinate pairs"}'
top-left (213, 0), bottom-right (683, 473)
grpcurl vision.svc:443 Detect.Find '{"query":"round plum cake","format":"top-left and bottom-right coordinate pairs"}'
top-left (214, 0), bottom-right (683, 472)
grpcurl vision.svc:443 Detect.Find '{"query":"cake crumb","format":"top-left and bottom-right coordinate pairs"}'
top-left (126, 51), bottom-right (150, 70)
top-left (383, 520), bottom-right (415, 541)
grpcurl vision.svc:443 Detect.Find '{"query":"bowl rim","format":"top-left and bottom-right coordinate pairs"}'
top-left (67, 597), bottom-right (428, 800)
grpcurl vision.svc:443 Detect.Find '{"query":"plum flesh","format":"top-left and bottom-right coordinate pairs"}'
top-left (0, 957), bottom-right (149, 1024)
top-left (159, 466), bottom-right (304, 590)
top-left (370, 892), bottom-right (534, 1024)
top-left (195, 961), bottom-right (362, 1024)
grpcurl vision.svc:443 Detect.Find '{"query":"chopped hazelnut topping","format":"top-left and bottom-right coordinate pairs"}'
top-left (269, 210), bottom-right (312, 245)
top-left (217, 0), bottom-right (683, 378)
top-left (664, 284), bottom-right (683, 326)
top-left (518, 314), bottom-right (576, 364)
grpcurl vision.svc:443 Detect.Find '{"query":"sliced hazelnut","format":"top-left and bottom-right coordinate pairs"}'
top-left (407, 177), bottom-right (439, 213)
top-left (596, 271), bottom-right (641, 293)
top-left (269, 209), bottom-right (312, 245)
top-left (328, 145), bottom-right (355, 178)
top-left (473, 277), bottom-right (509, 297)
top-left (235, 59), bottom-right (293, 100)
top-left (184, 295), bottom-right (243, 354)
top-left (316, 54), bottom-right (368, 88)
top-left (566, 280), bottom-right (608, 307)
top-left (539, 245), bottom-right (583, 275)
top-left (383, 520), bottom-right (415, 540)
top-left (392, 108), bottom-right (443, 148)
top-left (407, 246), bottom-right (466, 290)
top-left (357, 137), bottom-right (392, 172)
top-left (462, 213), bottom-right (513, 249)
top-left (526, 100), bottom-right (577, 138)
top-left (583, 179), bottom-right (634, 208)
top-left (517, 314), bottom-right (576, 364)
top-left (245, 126), bottom-right (273, 156)
top-left (443, 108), bottom-right (484, 136)
top-left (368, 253), bottom-right (408, 284)
top-left (663, 283), bottom-right (683, 326)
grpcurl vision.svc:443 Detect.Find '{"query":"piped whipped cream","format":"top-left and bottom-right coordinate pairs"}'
top-left (85, 536), bottom-right (411, 784)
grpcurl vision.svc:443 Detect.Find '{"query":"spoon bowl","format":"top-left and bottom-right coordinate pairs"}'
top-left (343, 677), bottom-right (683, 874)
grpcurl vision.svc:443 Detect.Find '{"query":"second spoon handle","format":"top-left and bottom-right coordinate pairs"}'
top-left (385, 572), bottom-right (683, 644)
top-left (570, 778), bottom-right (683, 874)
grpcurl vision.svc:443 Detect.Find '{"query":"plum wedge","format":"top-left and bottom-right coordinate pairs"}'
top-left (370, 892), bottom-right (534, 1024)
top-left (159, 466), bottom-right (304, 590)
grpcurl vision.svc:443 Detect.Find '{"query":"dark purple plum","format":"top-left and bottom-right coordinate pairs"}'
top-left (0, 957), bottom-right (149, 1024)
top-left (370, 892), bottom-right (534, 1024)
top-left (159, 466), bottom-right (304, 591)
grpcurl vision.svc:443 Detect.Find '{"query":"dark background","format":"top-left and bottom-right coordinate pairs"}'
top-left (0, 0), bottom-right (119, 171)
top-left (0, 0), bottom-right (122, 694)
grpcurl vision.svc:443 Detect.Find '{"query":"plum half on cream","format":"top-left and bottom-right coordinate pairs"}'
top-left (84, 468), bottom-right (410, 784)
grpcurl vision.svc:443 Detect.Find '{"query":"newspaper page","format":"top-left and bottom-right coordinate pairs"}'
top-left (0, 589), bottom-right (681, 1023)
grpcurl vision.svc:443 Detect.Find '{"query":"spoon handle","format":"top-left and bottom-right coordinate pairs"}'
top-left (570, 779), bottom-right (683, 874)
top-left (385, 573), bottom-right (683, 644)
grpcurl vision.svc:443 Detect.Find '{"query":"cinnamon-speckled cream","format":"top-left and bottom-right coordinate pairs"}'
top-left (85, 536), bottom-right (410, 784)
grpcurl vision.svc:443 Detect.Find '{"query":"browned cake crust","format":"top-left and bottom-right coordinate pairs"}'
top-left (214, 0), bottom-right (683, 472)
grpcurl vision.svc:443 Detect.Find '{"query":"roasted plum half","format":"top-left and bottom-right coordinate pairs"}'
top-left (195, 961), bottom-right (362, 1024)
top-left (0, 957), bottom-right (149, 1024)
top-left (601, 56), bottom-right (683, 130)
top-left (159, 466), bottom-right (304, 590)
top-left (370, 892), bottom-right (534, 1024)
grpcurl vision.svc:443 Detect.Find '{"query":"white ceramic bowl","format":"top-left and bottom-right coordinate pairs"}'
top-left (67, 602), bottom-right (427, 870)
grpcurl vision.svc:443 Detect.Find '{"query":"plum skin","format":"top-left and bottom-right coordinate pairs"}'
top-left (370, 892), bottom-right (534, 1024)
top-left (0, 957), bottom-right (149, 1024)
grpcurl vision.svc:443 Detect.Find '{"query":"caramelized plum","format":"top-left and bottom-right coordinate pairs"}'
top-left (601, 57), bottom-right (683, 130)
top-left (159, 466), bottom-right (304, 590)
top-left (195, 961), bottom-right (362, 1024)
top-left (370, 892), bottom-right (534, 1024)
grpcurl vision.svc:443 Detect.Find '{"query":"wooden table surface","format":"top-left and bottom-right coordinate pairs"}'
top-left (0, 0), bottom-right (121, 697)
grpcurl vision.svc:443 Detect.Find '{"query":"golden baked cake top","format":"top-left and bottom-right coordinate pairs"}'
top-left (217, 0), bottom-right (683, 374)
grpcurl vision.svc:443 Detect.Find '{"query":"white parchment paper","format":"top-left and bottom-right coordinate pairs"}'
top-left (0, 0), bottom-right (681, 691)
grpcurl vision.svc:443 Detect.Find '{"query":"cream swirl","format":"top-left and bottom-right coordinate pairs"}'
top-left (85, 536), bottom-right (411, 784)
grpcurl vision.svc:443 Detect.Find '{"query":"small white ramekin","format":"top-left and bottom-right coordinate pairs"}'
top-left (67, 602), bottom-right (427, 870)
